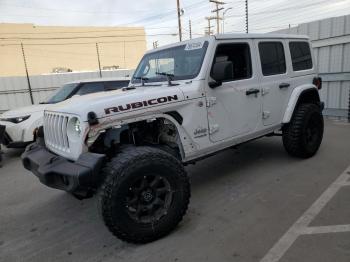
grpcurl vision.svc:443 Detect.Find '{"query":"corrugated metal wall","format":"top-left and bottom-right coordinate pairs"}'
top-left (274, 14), bottom-right (350, 119)
top-left (0, 69), bottom-right (133, 113)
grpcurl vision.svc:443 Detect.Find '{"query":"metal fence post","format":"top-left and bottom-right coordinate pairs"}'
top-left (96, 43), bottom-right (102, 78)
top-left (348, 86), bottom-right (350, 123)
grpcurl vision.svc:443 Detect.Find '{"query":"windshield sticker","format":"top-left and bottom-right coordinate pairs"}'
top-left (185, 42), bottom-right (204, 51)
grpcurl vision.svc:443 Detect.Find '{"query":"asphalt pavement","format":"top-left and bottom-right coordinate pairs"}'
top-left (1, 119), bottom-right (350, 262)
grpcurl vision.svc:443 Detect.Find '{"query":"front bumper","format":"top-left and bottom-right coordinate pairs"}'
top-left (22, 142), bottom-right (105, 195)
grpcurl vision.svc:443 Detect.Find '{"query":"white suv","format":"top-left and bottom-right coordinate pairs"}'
top-left (22, 34), bottom-right (324, 243)
top-left (0, 78), bottom-right (129, 149)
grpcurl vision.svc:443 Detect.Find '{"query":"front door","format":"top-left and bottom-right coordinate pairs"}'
top-left (206, 40), bottom-right (262, 142)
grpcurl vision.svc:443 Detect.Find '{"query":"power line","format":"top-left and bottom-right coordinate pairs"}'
top-left (0, 0), bottom-right (209, 16)
top-left (0, 33), bottom-right (176, 41)
top-left (0, 3), bottom-right (172, 15)
top-left (225, 0), bottom-right (333, 19)
top-left (0, 26), bottom-right (179, 36)
top-left (209, 0), bottom-right (225, 34)
top-left (0, 39), bottom-right (146, 47)
top-left (205, 17), bottom-right (215, 35)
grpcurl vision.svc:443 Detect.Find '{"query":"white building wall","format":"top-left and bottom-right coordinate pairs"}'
top-left (0, 69), bottom-right (133, 113)
top-left (274, 14), bottom-right (350, 119)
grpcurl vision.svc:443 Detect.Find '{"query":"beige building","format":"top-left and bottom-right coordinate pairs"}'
top-left (0, 23), bottom-right (146, 76)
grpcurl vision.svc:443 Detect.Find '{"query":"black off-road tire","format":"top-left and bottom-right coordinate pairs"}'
top-left (98, 146), bottom-right (190, 244)
top-left (282, 103), bottom-right (324, 158)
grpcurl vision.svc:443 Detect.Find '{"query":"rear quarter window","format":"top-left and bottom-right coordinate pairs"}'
top-left (289, 41), bottom-right (313, 71)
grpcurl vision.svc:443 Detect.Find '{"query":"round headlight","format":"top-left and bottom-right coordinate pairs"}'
top-left (73, 118), bottom-right (81, 134)
top-left (67, 117), bottom-right (83, 141)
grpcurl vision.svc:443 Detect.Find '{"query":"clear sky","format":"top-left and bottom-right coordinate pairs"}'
top-left (0, 0), bottom-right (349, 49)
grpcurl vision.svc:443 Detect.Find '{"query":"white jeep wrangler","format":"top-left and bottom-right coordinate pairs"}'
top-left (22, 34), bottom-right (324, 243)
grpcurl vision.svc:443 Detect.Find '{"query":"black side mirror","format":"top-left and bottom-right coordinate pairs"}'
top-left (209, 61), bottom-right (234, 88)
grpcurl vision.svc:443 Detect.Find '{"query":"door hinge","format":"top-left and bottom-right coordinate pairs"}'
top-left (209, 124), bottom-right (220, 134)
top-left (262, 87), bottom-right (270, 96)
top-left (262, 111), bottom-right (271, 119)
top-left (206, 97), bottom-right (217, 107)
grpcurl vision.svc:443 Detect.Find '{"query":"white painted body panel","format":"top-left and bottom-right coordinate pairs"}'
top-left (0, 104), bottom-right (47, 143)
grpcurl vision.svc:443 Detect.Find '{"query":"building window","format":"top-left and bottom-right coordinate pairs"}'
top-left (259, 42), bottom-right (286, 76)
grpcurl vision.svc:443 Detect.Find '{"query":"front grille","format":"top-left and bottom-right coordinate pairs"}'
top-left (44, 112), bottom-right (70, 153)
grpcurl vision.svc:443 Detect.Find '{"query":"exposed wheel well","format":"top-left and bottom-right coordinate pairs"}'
top-left (283, 88), bottom-right (322, 125)
top-left (296, 89), bottom-right (320, 108)
top-left (89, 118), bottom-right (183, 160)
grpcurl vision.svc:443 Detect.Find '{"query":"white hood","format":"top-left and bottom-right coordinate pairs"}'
top-left (45, 84), bottom-right (186, 121)
top-left (1, 104), bottom-right (48, 118)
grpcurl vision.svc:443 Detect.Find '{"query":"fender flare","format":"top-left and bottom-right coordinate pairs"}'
top-left (87, 113), bottom-right (193, 161)
top-left (282, 84), bottom-right (320, 124)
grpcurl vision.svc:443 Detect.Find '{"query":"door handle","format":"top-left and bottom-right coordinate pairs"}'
top-left (246, 88), bottom-right (260, 96)
top-left (279, 83), bottom-right (290, 89)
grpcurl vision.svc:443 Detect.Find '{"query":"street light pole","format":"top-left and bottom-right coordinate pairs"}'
top-left (222, 7), bottom-right (232, 34)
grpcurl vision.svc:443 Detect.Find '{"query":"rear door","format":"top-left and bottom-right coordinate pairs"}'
top-left (255, 40), bottom-right (292, 126)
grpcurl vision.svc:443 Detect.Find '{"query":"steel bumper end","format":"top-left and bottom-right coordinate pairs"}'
top-left (21, 143), bottom-right (105, 194)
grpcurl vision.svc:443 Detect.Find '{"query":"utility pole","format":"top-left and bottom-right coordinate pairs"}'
top-left (189, 19), bottom-right (192, 39)
top-left (210, 0), bottom-right (225, 34)
top-left (205, 17), bottom-right (215, 35)
top-left (153, 41), bottom-right (159, 49)
top-left (21, 43), bottom-right (34, 105)
top-left (96, 43), bottom-right (102, 78)
top-left (245, 0), bottom-right (248, 33)
top-left (176, 0), bottom-right (182, 41)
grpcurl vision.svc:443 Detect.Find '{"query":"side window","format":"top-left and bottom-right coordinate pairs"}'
top-left (211, 43), bottom-right (252, 82)
top-left (259, 42), bottom-right (286, 76)
top-left (289, 41), bottom-right (313, 71)
top-left (76, 82), bottom-right (105, 95)
top-left (104, 81), bottom-right (130, 90)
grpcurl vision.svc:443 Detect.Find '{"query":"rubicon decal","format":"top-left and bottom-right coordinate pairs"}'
top-left (104, 95), bottom-right (178, 114)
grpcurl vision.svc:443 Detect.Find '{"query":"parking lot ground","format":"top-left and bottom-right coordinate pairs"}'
top-left (0, 119), bottom-right (350, 262)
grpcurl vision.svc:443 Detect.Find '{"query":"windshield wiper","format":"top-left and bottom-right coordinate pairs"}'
top-left (155, 72), bottom-right (179, 86)
top-left (133, 76), bottom-right (149, 86)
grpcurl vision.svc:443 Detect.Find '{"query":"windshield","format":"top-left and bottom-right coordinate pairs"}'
top-left (132, 41), bottom-right (209, 84)
top-left (46, 83), bottom-right (78, 104)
